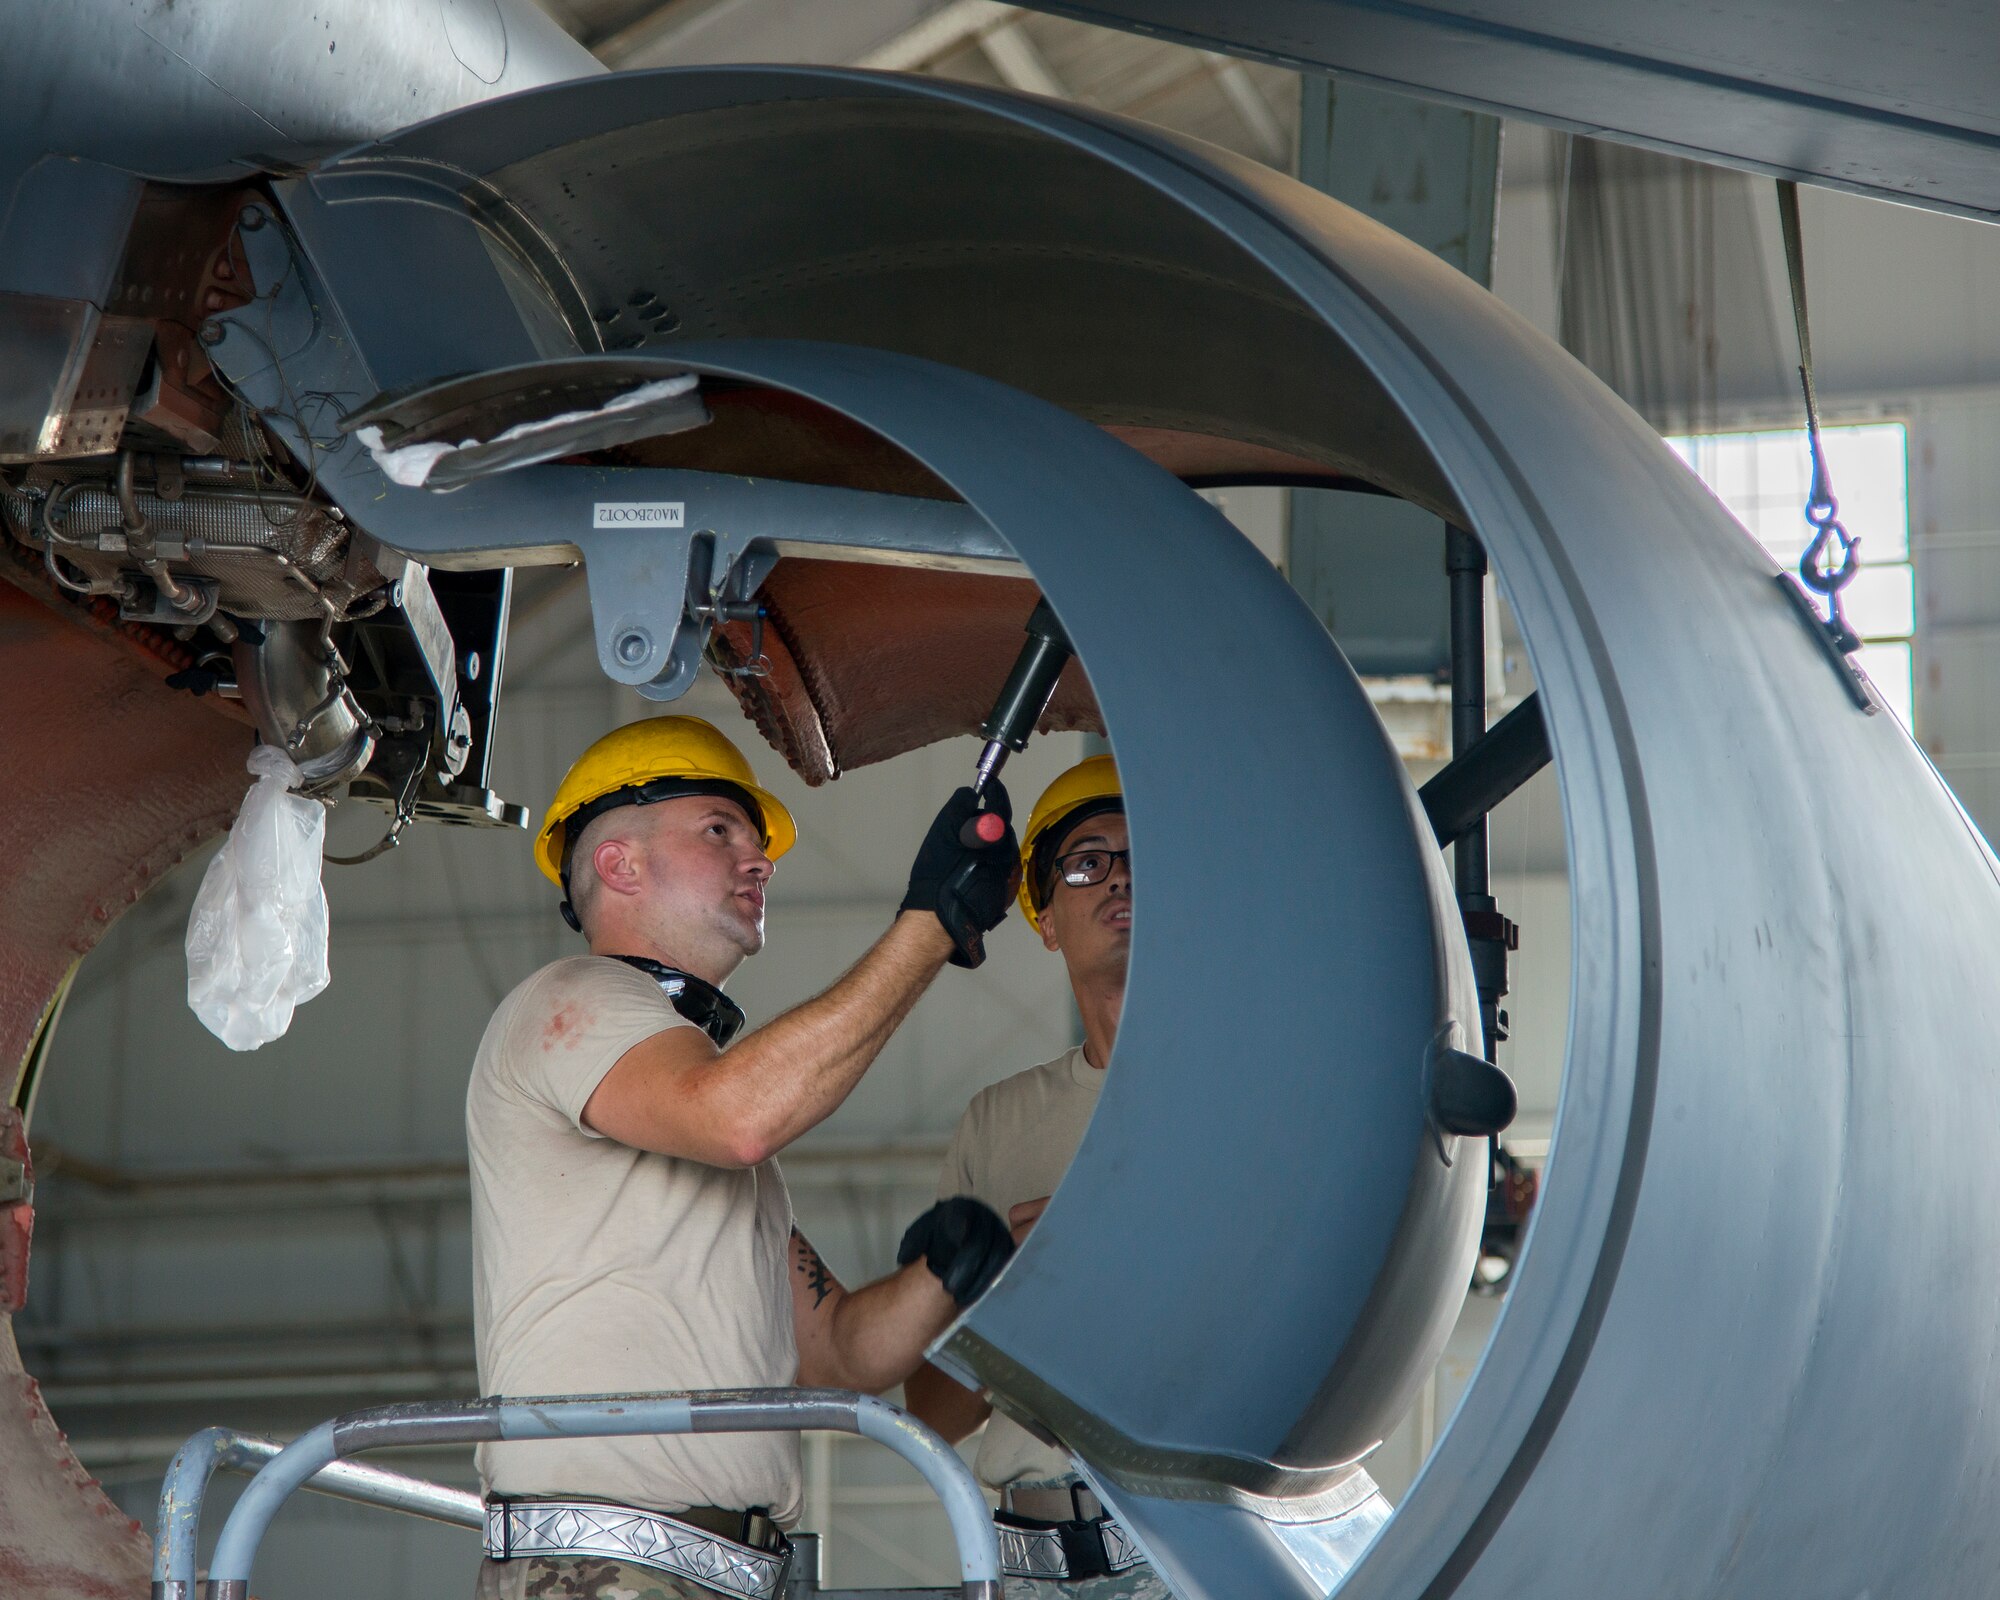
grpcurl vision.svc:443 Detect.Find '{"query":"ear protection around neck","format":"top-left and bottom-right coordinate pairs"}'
top-left (606, 954), bottom-right (746, 1049)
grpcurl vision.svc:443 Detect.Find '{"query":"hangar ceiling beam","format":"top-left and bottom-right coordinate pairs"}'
top-left (1204, 51), bottom-right (1290, 165)
top-left (600, 0), bottom-right (954, 70)
top-left (858, 1), bottom-right (1026, 72)
top-left (978, 16), bottom-right (1070, 98)
top-left (1017, 0), bottom-right (2000, 223)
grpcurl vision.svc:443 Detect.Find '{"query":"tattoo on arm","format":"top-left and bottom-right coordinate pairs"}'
top-left (794, 1232), bottom-right (835, 1308)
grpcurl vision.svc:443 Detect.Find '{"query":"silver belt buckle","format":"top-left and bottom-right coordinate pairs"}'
top-left (485, 1499), bottom-right (789, 1600)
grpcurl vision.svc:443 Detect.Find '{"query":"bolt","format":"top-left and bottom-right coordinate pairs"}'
top-left (615, 628), bottom-right (652, 666)
top-left (198, 319), bottom-right (225, 347)
top-left (463, 650), bottom-right (482, 682)
top-left (239, 204), bottom-right (267, 232)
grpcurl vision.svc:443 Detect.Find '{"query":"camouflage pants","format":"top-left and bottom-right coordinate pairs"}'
top-left (1002, 1563), bottom-right (1174, 1600)
top-left (474, 1550), bottom-right (1176, 1600)
top-left (476, 1554), bottom-right (727, 1600)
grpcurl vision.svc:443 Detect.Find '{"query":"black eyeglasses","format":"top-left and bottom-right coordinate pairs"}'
top-left (1054, 847), bottom-right (1131, 889)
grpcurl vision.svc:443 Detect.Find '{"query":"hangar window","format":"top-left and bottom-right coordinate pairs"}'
top-left (1668, 422), bottom-right (1914, 727)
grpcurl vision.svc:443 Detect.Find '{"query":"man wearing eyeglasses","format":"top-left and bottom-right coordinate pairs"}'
top-left (903, 754), bottom-right (1164, 1598)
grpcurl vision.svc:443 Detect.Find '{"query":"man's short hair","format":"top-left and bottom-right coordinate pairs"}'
top-left (564, 809), bottom-right (622, 935)
top-left (559, 779), bottom-right (765, 933)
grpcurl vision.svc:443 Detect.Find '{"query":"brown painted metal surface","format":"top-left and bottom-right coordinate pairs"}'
top-left (0, 1108), bottom-right (30, 1315)
top-left (0, 1324), bottom-right (152, 1600)
top-left (0, 567), bottom-right (250, 1599)
top-left (715, 558), bottom-right (1102, 785)
top-left (616, 389), bottom-right (1334, 783)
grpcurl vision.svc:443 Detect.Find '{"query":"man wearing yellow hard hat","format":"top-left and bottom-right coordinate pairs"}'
top-left (904, 754), bottom-right (1165, 1598)
top-left (467, 714), bottom-right (1025, 1600)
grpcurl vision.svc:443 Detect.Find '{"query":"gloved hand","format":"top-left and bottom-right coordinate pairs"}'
top-left (901, 783), bottom-right (1020, 967)
top-left (898, 1196), bottom-right (1017, 1308)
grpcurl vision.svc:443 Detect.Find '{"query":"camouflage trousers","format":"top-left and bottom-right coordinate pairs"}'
top-left (476, 1554), bottom-right (729, 1600)
top-left (1001, 1563), bottom-right (1174, 1600)
top-left (473, 1551), bottom-right (1176, 1600)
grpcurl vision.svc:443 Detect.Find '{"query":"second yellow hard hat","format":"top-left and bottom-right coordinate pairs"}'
top-left (1017, 753), bottom-right (1123, 931)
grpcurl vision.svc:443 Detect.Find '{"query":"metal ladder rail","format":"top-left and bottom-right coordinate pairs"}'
top-left (154, 1431), bottom-right (963, 1600)
top-left (154, 1426), bottom-right (484, 1599)
top-left (169, 1388), bottom-right (1000, 1600)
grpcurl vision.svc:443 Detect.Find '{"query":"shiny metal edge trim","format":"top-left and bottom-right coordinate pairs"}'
top-left (948, 1328), bottom-right (1378, 1512)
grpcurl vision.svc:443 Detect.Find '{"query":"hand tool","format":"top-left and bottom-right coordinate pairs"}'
top-left (939, 597), bottom-right (1074, 964)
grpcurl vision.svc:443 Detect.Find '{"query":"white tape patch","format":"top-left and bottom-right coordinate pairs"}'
top-left (592, 502), bottom-right (686, 528)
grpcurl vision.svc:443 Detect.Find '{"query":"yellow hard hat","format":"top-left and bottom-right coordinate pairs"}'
top-left (534, 715), bottom-right (797, 888)
top-left (1018, 754), bottom-right (1123, 931)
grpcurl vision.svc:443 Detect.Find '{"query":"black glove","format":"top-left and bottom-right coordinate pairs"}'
top-left (898, 1196), bottom-right (1017, 1308)
top-left (901, 783), bottom-right (1021, 968)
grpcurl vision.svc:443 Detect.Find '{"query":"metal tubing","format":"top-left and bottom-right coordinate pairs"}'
top-left (116, 450), bottom-right (203, 615)
top-left (154, 1426), bottom-right (482, 1599)
top-left (155, 1428), bottom-right (238, 1600)
top-left (265, 1451), bottom-right (481, 1528)
top-left (849, 1397), bottom-right (999, 1595)
top-left (205, 1421), bottom-right (342, 1594)
top-left (199, 1390), bottom-right (1000, 1600)
top-left (1419, 694), bottom-right (1551, 848)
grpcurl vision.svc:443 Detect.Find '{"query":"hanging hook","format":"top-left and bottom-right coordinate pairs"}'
top-left (1777, 180), bottom-right (1862, 656)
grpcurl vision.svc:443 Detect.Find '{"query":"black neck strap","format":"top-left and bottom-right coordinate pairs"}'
top-left (607, 955), bottom-right (746, 1049)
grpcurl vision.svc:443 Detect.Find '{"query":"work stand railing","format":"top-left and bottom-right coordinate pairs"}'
top-left (158, 1388), bottom-right (1001, 1600)
top-left (154, 1426), bottom-right (485, 1599)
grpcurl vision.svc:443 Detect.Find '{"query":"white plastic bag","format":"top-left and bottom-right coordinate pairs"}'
top-left (186, 746), bottom-right (331, 1050)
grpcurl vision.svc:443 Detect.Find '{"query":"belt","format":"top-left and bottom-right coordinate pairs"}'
top-left (485, 1498), bottom-right (790, 1600)
top-left (996, 1484), bottom-right (1144, 1582)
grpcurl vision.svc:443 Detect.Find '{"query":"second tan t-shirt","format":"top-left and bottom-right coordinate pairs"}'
top-left (934, 1044), bottom-right (1102, 1489)
top-left (468, 955), bottom-right (801, 1522)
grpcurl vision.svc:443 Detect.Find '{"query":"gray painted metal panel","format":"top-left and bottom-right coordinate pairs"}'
top-left (1028, 0), bottom-right (2000, 222)
top-left (1020, 88), bottom-right (2000, 1600)
top-left (278, 68), bottom-right (2000, 1599)
top-left (293, 68), bottom-right (1467, 520)
top-left (0, 0), bottom-right (597, 188)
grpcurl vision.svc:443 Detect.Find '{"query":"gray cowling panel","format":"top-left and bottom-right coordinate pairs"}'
top-left (306, 72), bottom-right (1464, 521)
top-left (0, 0), bottom-right (597, 186)
top-left (275, 68), bottom-right (2000, 1598)
top-left (564, 337), bottom-right (1488, 1527)
top-left (970, 90), bottom-right (2000, 1600)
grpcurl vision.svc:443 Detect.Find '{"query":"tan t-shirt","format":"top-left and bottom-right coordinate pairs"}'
top-left (468, 955), bottom-right (801, 1522)
top-left (935, 1044), bottom-right (1103, 1489)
